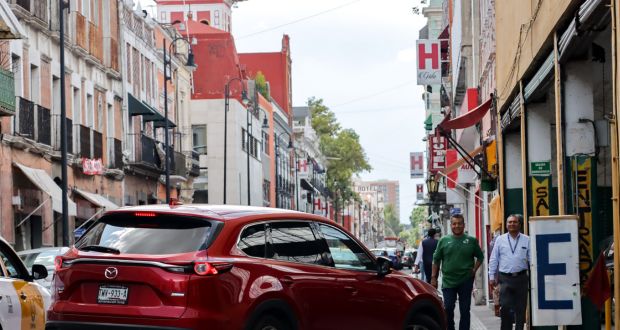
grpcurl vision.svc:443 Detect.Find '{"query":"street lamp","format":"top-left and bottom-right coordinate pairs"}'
top-left (245, 105), bottom-right (269, 205)
top-left (275, 132), bottom-right (293, 208)
top-left (426, 173), bottom-right (440, 201)
top-left (163, 37), bottom-right (196, 203)
top-left (224, 78), bottom-right (250, 204)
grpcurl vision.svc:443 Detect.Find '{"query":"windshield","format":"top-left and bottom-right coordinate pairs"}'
top-left (75, 213), bottom-right (214, 255)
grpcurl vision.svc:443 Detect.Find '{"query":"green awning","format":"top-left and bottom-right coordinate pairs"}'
top-left (424, 114), bottom-right (433, 131)
top-left (153, 117), bottom-right (176, 129)
top-left (128, 93), bottom-right (155, 116)
top-left (140, 102), bottom-right (177, 128)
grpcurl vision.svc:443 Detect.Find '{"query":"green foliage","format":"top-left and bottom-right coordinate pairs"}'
top-left (384, 204), bottom-right (402, 236)
top-left (254, 71), bottom-right (270, 101)
top-left (409, 206), bottom-right (427, 227)
top-left (398, 229), bottom-right (418, 249)
top-left (308, 97), bottom-right (371, 204)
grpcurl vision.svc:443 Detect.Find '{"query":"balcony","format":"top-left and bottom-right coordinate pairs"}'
top-left (0, 69), bottom-right (15, 116)
top-left (126, 134), bottom-right (162, 176)
top-left (37, 105), bottom-right (51, 146)
top-left (78, 124), bottom-right (91, 158)
top-left (17, 97), bottom-right (34, 139)
top-left (109, 138), bottom-right (123, 169)
top-left (189, 151), bottom-right (200, 177)
top-left (93, 130), bottom-right (103, 159)
top-left (173, 151), bottom-right (186, 177)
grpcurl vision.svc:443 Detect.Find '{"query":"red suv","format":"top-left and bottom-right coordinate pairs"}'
top-left (47, 205), bottom-right (445, 330)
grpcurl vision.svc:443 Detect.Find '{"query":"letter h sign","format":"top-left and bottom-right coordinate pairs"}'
top-left (416, 40), bottom-right (441, 85)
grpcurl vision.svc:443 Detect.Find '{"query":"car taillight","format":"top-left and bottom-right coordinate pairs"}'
top-left (191, 261), bottom-right (234, 276)
top-left (135, 212), bottom-right (157, 217)
top-left (193, 262), bottom-right (218, 276)
top-left (54, 256), bottom-right (64, 272)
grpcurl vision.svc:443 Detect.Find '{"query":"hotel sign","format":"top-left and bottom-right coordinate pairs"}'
top-left (428, 135), bottom-right (447, 173)
top-left (416, 40), bottom-right (441, 85)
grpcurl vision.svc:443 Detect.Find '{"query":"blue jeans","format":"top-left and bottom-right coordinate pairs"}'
top-left (442, 277), bottom-right (474, 330)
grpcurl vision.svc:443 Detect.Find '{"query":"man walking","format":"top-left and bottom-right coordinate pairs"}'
top-left (414, 228), bottom-right (438, 283)
top-left (431, 214), bottom-right (484, 330)
top-left (488, 214), bottom-right (530, 330)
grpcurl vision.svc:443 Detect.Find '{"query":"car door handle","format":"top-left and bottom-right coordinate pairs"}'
top-left (280, 277), bottom-right (293, 285)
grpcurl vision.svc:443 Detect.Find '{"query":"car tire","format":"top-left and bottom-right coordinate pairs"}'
top-left (252, 315), bottom-right (292, 330)
top-left (405, 314), bottom-right (441, 330)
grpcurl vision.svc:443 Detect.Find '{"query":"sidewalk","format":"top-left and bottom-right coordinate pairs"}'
top-left (454, 300), bottom-right (501, 329)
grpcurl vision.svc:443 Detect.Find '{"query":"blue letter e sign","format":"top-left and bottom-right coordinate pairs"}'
top-left (536, 233), bottom-right (573, 309)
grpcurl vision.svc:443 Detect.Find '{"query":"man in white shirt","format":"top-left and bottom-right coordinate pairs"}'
top-left (488, 214), bottom-right (530, 330)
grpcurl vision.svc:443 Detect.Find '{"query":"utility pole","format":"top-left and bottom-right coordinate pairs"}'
top-left (59, 0), bottom-right (70, 246)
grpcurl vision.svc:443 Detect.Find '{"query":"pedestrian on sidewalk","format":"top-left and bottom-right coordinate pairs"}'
top-left (431, 214), bottom-right (484, 330)
top-left (414, 228), bottom-right (439, 283)
top-left (488, 214), bottom-right (530, 330)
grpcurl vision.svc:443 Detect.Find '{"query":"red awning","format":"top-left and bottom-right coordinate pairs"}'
top-left (438, 98), bottom-right (492, 131)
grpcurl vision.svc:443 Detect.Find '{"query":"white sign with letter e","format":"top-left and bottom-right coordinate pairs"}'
top-left (529, 215), bottom-right (581, 326)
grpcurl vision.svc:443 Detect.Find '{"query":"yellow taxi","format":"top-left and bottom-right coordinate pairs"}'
top-left (0, 237), bottom-right (51, 330)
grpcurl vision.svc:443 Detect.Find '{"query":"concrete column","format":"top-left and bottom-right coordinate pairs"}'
top-left (504, 132), bottom-right (523, 218)
top-left (565, 62), bottom-right (595, 156)
top-left (527, 102), bottom-right (552, 217)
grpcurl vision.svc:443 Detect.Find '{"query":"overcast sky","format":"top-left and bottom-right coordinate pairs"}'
top-left (139, 0), bottom-right (428, 223)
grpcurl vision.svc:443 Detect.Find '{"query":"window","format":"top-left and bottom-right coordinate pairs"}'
top-left (318, 224), bottom-right (374, 271)
top-left (73, 87), bottom-right (81, 125)
top-left (241, 127), bottom-right (247, 151)
top-left (0, 247), bottom-right (26, 279)
top-left (238, 224), bottom-right (267, 258)
top-left (126, 44), bottom-right (131, 83)
top-left (97, 95), bottom-right (103, 132)
top-left (269, 222), bottom-right (328, 265)
top-left (86, 94), bottom-right (93, 128)
top-left (192, 125), bottom-right (207, 154)
top-left (75, 214), bottom-right (214, 255)
top-left (262, 132), bottom-right (269, 155)
top-left (92, 0), bottom-right (100, 25)
top-left (30, 65), bottom-right (39, 104)
top-left (214, 10), bottom-right (220, 26)
top-left (81, 0), bottom-right (90, 20)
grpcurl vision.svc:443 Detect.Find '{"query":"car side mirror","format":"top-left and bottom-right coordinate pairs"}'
top-left (376, 256), bottom-right (392, 278)
top-left (31, 264), bottom-right (48, 280)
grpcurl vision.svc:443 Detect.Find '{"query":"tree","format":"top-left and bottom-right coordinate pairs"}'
top-left (408, 206), bottom-right (428, 241)
top-left (254, 71), bottom-right (270, 101)
top-left (308, 97), bottom-right (371, 216)
top-left (384, 204), bottom-right (402, 236)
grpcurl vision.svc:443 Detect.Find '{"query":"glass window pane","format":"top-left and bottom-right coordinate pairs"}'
top-left (319, 224), bottom-right (374, 271)
top-left (238, 224), bottom-right (266, 258)
top-left (270, 222), bottom-right (328, 265)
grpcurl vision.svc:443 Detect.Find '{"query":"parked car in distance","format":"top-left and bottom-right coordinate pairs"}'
top-left (47, 205), bottom-right (446, 330)
top-left (18, 246), bottom-right (69, 290)
top-left (0, 237), bottom-right (51, 329)
top-left (402, 249), bottom-right (417, 269)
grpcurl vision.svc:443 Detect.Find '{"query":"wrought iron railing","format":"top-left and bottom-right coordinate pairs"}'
top-left (141, 134), bottom-right (159, 168)
top-left (173, 151), bottom-right (186, 176)
top-left (189, 150), bottom-right (200, 176)
top-left (37, 105), bottom-right (51, 145)
top-left (17, 97), bottom-right (34, 138)
top-left (93, 130), bottom-right (103, 159)
top-left (79, 124), bottom-right (91, 158)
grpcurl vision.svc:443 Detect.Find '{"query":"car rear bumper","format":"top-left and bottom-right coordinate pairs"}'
top-left (46, 321), bottom-right (190, 330)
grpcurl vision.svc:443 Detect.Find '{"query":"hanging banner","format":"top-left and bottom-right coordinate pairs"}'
top-left (82, 158), bottom-right (103, 175)
top-left (297, 159), bottom-right (310, 180)
top-left (529, 215), bottom-right (582, 326)
top-left (416, 40), bottom-right (441, 85)
top-left (416, 184), bottom-right (424, 200)
top-left (530, 176), bottom-right (550, 216)
top-left (428, 135), bottom-right (447, 173)
top-left (573, 157), bottom-right (593, 285)
top-left (410, 152), bottom-right (424, 178)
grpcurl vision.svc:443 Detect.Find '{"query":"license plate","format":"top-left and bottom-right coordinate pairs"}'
top-left (97, 285), bottom-right (128, 305)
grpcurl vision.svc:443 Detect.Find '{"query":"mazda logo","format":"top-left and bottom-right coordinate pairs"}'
top-left (104, 267), bottom-right (118, 279)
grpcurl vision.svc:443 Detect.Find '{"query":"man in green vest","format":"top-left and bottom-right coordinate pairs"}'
top-left (431, 213), bottom-right (484, 330)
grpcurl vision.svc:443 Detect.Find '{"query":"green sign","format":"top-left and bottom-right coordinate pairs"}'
top-left (0, 68), bottom-right (15, 116)
top-left (530, 161), bottom-right (551, 176)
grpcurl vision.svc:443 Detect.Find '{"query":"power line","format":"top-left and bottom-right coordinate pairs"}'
top-left (335, 105), bottom-right (417, 115)
top-left (237, 0), bottom-right (362, 39)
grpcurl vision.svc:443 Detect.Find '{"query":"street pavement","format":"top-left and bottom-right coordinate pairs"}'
top-left (403, 268), bottom-right (502, 329)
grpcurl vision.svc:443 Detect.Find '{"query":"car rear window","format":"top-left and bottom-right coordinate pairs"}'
top-left (75, 213), bottom-right (214, 255)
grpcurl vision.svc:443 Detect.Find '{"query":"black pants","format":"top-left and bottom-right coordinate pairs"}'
top-left (423, 262), bottom-right (432, 284)
top-left (499, 273), bottom-right (528, 330)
